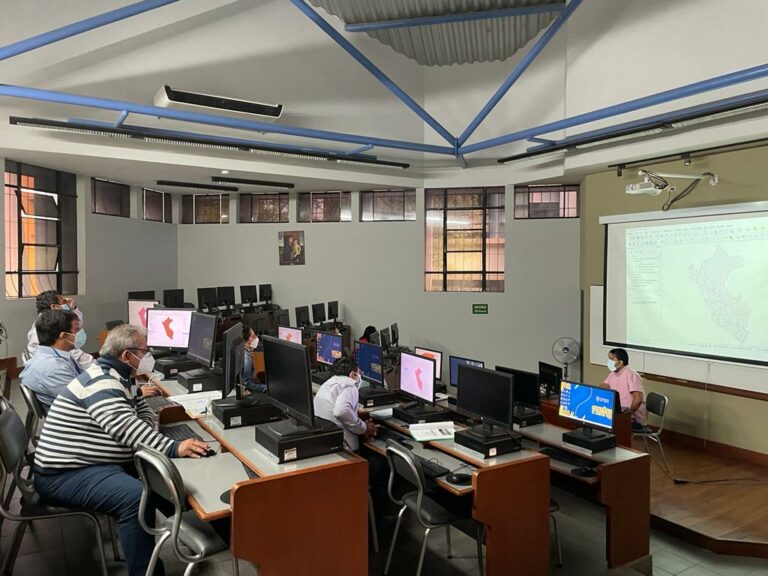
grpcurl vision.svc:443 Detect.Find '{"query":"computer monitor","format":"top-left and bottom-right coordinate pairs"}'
top-left (128, 290), bottom-right (155, 300)
top-left (278, 326), bottom-right (302, 343)
top-left (128, 300), bottom-right (158, 329)
top-left (186, 312), bottom-right (218, 368)
top-left (252, 313), bottom-right (271, 335)
top-left (379, 327), bottom-right (391, 349)
top-left (221, 322), bottom-right (244, 398)
top-left (316, 331), bottom-right (342, 366)
top-left (162, 289), bottom-right (184, 308)
top-left (414, 347), bottom-right (442, 381)
top-left (496, 366), bottom-right (540, 409)
top-left (327, 300), bottom-right (339, 320)
top-left (259, 283), bottom-right (272, 303)
top-left (368, 330), bottom-right (380, 346)
top-left (262, 336), bottom-right (316, 435)
top-left (399, 351), bottom-right (435, 406)
top-left (355, 341), bottom-right (383, 386)
top-left (457, 365), bottom-right (514, 436)
top-left (558, 380), bottom-right (616, 432)
top-left (275, 309), bottom-right (290, 327)
top-left (390, 323), bottom-right (399, 346)
top-left (240, 285), bottom-right (258, 306)
top-left (295, 306), bottom-right (310, 327)
top-left (217, 286), bottom-right (236, 308)
top-left (539, 362), bottom-right (563, 398)
top-left (146, 308), bottom-right (193, 350)
top-left (448, 355), bottom-right (485, 387)
top-left (312, 303), bottom-right (326, 324)
top-left (197, 287), bottom-right (219, 311)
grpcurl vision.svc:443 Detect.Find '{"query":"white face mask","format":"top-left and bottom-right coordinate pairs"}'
top-left (246, 336), bottom-right (258, 351)
top-left (607, 359), bottom-right (617, 372)
top-left (133, 352), bottom-right (155, 375)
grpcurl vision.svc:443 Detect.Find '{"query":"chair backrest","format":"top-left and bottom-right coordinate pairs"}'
top-left (21, 351), bottom-right (31, 365)
top-left (384, 440), bottom-right (431, 522)
top-left (0, 399), bottom-right (37, 506)
top-left (18, 384), bottom-right (45, 445)
top-left (646, 392), bottom-right (668, 431)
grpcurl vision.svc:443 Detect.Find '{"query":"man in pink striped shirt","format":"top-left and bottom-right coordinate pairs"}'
top-left (603, 348), bottom-right (646, 429)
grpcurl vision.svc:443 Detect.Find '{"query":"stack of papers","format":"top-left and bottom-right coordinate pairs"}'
top-left (409, 421), bottom-right (455, 442)
top-left (167, 391), bottom-right (222, 419)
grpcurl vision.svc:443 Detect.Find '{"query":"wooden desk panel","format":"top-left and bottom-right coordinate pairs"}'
top-left (540, 396), bottom-right (632, 447)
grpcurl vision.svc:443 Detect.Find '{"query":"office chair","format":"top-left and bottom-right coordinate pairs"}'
top-left (18, 383), bottom-right (45, 448)
top-left (550, 499), bottom-right (563, 568)
top-left (0, 369), bottom-right (8, 400)
top-left (632, 391), bottom-right (669, 472)
top-left (134, 446), bottom-right (234, 576)
top-left (0, 398), bottom-right (109, 576)
top-left (383, 440), bottom-right (484, 576)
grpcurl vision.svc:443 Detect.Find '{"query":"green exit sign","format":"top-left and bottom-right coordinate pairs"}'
top-left (472, 304), bottom-right (488, 315)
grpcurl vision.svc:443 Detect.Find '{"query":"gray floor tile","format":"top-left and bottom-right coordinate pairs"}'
top-left (677, 565), bottom-right (725, 576)
top-left (652, 547), bottom-right (698, 574)
top-left (696, 554), bottom-right (768, 576)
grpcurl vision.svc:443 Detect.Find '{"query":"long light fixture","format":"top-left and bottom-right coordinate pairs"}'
top-left (156, 180), bottom-right (238, 192)
top-left (210, 176), bottom-right (294, 189)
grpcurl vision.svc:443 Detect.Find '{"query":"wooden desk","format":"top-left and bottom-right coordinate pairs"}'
top-left (540, 396), bottom-right (633, 447)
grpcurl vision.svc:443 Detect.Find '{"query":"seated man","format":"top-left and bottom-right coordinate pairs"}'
top-left (603, 348), bottom-right (646, 429)
top-left (313, 356), bottom-right (376, 452)
top-left (242, 324), bottom-right (266, 393)
top-left (20, 309), bottom-right (84, 412)
top-left (26, 289), bottom-right (93, 370)
top-left (33, 324), bottom-right (211, 576)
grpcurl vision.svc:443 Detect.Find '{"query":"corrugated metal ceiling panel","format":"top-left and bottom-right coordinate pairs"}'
top-left (307, 0), bottom-right (559, 66)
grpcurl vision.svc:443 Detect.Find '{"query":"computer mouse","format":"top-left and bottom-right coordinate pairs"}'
top-left (445, 473), bottom-right (472, 485)
top-left (201, 448), bottom-right (217, 458)
top-left (572, 466), bottom-right (597, 478)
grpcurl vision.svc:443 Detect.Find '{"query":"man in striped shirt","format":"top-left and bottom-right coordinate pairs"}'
top-left (34, 325), bottom-right (211, 576)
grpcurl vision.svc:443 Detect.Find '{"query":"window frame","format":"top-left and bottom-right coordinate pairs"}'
top-left (360, 189), bottom-right (416, 222)
top-left (91, 178), bottom-right (130, 218)
top-left (142, 188), bottom-right (172, 223)
top-left (238, 192), bottom-right (289, 224)
top-left (513, 184), bottom-right (579, 220)
top-left (181, 193), bottom-right (230, 224)
top-left (297, 191), bottom-right (352, 223)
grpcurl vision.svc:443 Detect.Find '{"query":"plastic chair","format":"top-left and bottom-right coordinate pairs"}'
top-left (632, 392), bottom-right (669, 471)
top-left (134, 446), bottom-right (234, 576)
top-left (383, 440), bottom-right (484, 576)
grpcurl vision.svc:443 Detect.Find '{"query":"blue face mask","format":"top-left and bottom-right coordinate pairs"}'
top-left (74, 330), bottom-right (87, 350)
top-left (59, 304), bottom-right (71, 311)
top-left (607, 359), bottom-right (617, 372)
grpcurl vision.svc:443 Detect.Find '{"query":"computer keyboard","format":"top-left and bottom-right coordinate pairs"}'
top-left (142, 395), bottom-right (174, 411)
top-left (539, 446), bottom-right (597, 470)
top-left (311, 371), bottom-right (333, 385)
top-left (242, 463), bottom-right (258, 480)
top-left (160, 423), bottom-right (203, 442)
top-left (415, 454), bottom-right (450, 479)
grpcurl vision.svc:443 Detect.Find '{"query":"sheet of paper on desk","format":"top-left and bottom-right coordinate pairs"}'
top-left (370, 408), bottom-right (393, 420)
top-left (409, 421), bottom-right (455, 441)
top-left (167, 391), bottom-right (222, 419)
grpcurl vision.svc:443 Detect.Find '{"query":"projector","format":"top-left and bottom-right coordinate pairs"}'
top-left (625, 181), bottom-right (664, 196)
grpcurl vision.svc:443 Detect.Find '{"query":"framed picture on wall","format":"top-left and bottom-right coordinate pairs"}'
top-left (278, 230), bottom-right (306, 266)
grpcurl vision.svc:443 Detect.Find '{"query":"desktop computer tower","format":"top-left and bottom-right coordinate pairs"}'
top-left (454, 428), bottom-right (522, 459)
top-left (177, 369), bottom-right (224, 393)
top-left (155, 356), bottom-right (200, 378)
top-left (358, 386), bottom-right (398, 408)
top-left (512, 406), bottom-right (544, 428)
top-left (254, 417), bottom-right (344, 463)
top-left (212, 394), bottom-right (283, 429)
top-left (392, 404), bottom-right (449, 424)
top-left (562, 429), bottom-right (616, 454)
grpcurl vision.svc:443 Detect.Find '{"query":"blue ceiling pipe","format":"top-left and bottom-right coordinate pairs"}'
top-left (344, 3), bottom-right (565, 33)
top-left (457, 0), bottom-right (583, 147)
top-left (0, 84), bottom-right (455, 155)
top-left (460, 61), bottom-right (768, 155)
top-left (0, 0), bottom-right (179, 62)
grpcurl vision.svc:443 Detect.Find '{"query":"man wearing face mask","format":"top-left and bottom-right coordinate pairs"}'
top-left (313, 356), bottom-right (376, 452)
top-left (20, 309), bottom-right (86, 412)
top-left (33, 324), bottom-right (212, 576)
top-left (242, 324), bottom-right (266, 394)
top-left (25, 289), bottom-right (94, 369)
top-left (603, 348), bottom-right (646, 430)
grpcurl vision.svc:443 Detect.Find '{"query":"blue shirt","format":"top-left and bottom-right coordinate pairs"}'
top-left (20, 345), bottom-right (82, 411)
top-left (243, 349), bottom-right (266, 393)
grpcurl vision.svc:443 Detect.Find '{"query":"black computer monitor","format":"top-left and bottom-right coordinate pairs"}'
top-left (558, 380), bottom-right (616, 433)
top-left (390, 323), bottom-right (399, 346)
top-left (275, 309), bottom-right (290, 327)
top-left (221, 322), bottom-right (244, 398)
top-left (457, 365), bottom-right (514, 437)
top-left (252, 313), bottom-right (271, 335)
top-left (379, 327), bottom-right (391, 349)
top-left (448, 355), bottom-right (485, 387)
top-left (186, 312), bottom-right (218, 368)
top-left (327, 300), bottom-right (339, 321)
top-left (162, 289), bottom-right (184, 308)
top-left (414, 347), bottom-right (442, 381)
top-left (399, 351), bottom-right (436, 407)
top-left (128, 290), bottom-right (155, 300)
top-left (259, 283), bottom-right (272, 303)
top-left (539, 362), bottom-right (563, 398)
top-left (316, 331), bottom-right (342, 366)
top-left (496, 366), bottom-right (540, 409)
top-left (146, 308), bottom-right (193, 351)
top-left (312, 303), bottom-right (326, 324)
top-left (217, 286), bottom-right (236, 308)
top-left (262, 336), bottom-right (316, 435)
top-left (368, 330), bottom-right (380, 346)
top-left (295, 306), bottom-right (310, 327)
top-left (197, 287), bottom-right (219, 311)
top-left (240, 285), bottom-right (258, 306)
top-left (127, 299), bottom-right (158, 329)
top-left (355, 341), bottom-right (383, 386)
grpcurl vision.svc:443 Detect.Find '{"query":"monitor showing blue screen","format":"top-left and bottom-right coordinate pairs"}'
top-left (449, 355), bottom-right (484, 387)
top-left (355, 341), bottom-right (383, 385)
top-left (316, 332), bottom-right (343, 366)
top-left (558, 381), bottom-right (616, 430)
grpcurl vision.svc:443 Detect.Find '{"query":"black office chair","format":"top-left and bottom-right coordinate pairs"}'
top-left (18, 383), bottom-right (45, 447)
top-left (0, 398), bottom-right (108, 575)
top-left (134, 446), bottom-right (234, 576)
top-left (632, 391), bottom-right (670, 472)
top-left (383, 440), bottom-right (484, 576)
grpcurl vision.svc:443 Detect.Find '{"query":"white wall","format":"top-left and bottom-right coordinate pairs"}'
top-left (177, 189), bottom-right (581, 381)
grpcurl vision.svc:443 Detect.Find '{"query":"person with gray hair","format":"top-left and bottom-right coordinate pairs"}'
top-left (33, 324), bottom-right (211, 576)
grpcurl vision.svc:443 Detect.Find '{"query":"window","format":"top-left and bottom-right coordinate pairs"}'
top-left (142, 188), bottom-right (172, 223)
top-left (238, 193), bottom-right (289, 223)
top-left (4, 160), bottom-right (78, 298)
top-left (91, 178), bottom-right (130, 217)
top-left (297, 191), bottom-right (351, 223)
top-left (360, 189), bottom-right (416, 222)
top-left (181, 194), bottom-right (230, 224)
top-left (425, 187), bottom-right (505, 293)
top-left (514, 185), bottom-right (579, 219)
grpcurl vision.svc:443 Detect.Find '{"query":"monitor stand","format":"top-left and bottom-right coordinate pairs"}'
top-left (392, 402), bottom-right (448, 424)
top-left (562, 426), bottom-right (616, 453)
top-left (511, 404), bottom-right (544, 427)
top-left (266, 417), bottom-right (322, 438)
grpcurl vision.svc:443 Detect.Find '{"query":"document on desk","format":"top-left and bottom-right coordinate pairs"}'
top-left (167, 391), bottom-right (222, 419)
top-left (409, 421), bottom-right (455, 441)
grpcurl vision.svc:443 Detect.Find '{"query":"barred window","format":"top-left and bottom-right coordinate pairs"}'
top-left (143, 188), bottom-right (172, 223)
top-left (297, 192), bottom-right (351, 223)
top-left (238, 193), bottom-right (289, 223)
top-left (181, 194), bottom-right (229, 224)
top-left (92, 178), bottom-right (130, 217)
top-left (425, 187), bottom-right (505, 292)
top-left (360, 189), bottom-right (416, 222)
top-left (514, 185), bottom-right (579, 219)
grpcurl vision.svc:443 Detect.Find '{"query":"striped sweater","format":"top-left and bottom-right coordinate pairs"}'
top-left (34, 355), bottom-right (179, 474)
